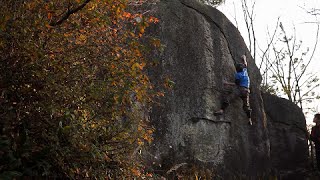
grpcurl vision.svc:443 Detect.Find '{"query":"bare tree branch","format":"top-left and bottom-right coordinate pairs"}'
top-left (49, 0), bottom-right (91, 26)
top-left (259, 17), bottom-right (280, 70)
top-left (297, 23), bottom-right (319, 82)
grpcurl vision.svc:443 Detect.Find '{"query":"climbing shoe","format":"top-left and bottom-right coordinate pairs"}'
top-left (214, 109), bottom-right (224, 116)
top-left (248, 118), bottom-right (253, 126)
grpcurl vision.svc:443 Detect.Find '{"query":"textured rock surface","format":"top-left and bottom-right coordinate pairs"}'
top-left (262, 93), bottom-right (309, 174)
top-left (145, 0), bottom-right (271, 177)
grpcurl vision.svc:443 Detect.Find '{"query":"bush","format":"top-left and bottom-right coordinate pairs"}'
top-left (0, 0), bottom-right (159, 178)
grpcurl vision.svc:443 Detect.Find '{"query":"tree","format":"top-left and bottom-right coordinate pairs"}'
top-left (260, 23), bottom-right (320, 110)
top-left (230, 0), bottom-right (320, 110)
top-left (0, 0), bottom-right (160, 178)
top-left (240, 0), bottom-right (257, 61)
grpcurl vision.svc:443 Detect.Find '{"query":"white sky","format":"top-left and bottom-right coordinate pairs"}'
top-left (217, 0), bottom-right (320, 125)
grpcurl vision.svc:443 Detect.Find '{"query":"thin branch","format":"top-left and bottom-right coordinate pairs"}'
top-left (49, 0), bottom-right (91, 26)
top-left (232, 2), bottom-right (239, 29)
top-left (297, 23), bottom-right (319, 81)
top-left (300, 73), bottom-right (318, 87)
top-left (299, 6), bottom-right (320, 16)
top-left (301, 84), bottom-right (320, 98)
top-left (242, 0), bottom-right (252, 53)
top-left (250, 1), bottom-right (256, 61)
top-left (259, 18), bottom-right (280, 70)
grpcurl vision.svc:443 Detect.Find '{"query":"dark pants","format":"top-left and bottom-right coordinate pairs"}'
top-left (221, 86), bottom-right (251, 118)
top-left (316, 148), bottom-right (320, 171)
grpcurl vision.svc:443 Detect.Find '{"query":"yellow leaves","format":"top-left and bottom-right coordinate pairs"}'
top-left (131, 62), bottom-right (145, 71)
top-left (137, 124), bottom-right (154, 145)
top-left (129, 32), bottom-right (136, 37)
top-left (25, 1), bottom-right (37, 10)
top-left (79, 109), bottom-right (90, 121)
top-left (88, 3), bottom-right (97, 10)
top-left (150, 38), bottom-right (161, 48)
top-left (137, 138), bottom-right (144, 146)
top-left (0, 14), bottom-right (11, 31)
top-left (45, 23), bottom-right (53, 29)
top-left (143, 133), bottom-right (153, 144)
top-left (118, 3), bottom-right (126, 10)
top-left (62, 125), bottom-right (71, 133)
top-left (116, 7), bottom-right (122, 16)
top-left (75, 34), bottom-right (87, 44)
top-left (147, 129), bottom-right (153, 135)
top-left (139, 27), bottom-right (145, 37)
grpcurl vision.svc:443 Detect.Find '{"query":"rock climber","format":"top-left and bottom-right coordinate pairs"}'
top-left (214, 54), bottom-right (252, 125)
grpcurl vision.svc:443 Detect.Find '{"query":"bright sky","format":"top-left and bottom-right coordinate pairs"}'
top-left (217, 0), bottom-right (320, 125)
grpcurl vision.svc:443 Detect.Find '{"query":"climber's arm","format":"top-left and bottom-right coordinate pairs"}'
top-left (241, 55), bottom-right (248, 67)
top-left (223, 81), bottom-right (236, 86)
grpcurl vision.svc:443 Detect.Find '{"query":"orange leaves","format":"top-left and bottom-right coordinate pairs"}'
top-left (148, 16), bottom-right (159, 23)
top-left (131, 168), bottom-right (141, 177)
top-left (47, 12), bottom-right (53, 20)
top-left (123, 12), bottom-right (132, 18)
top-left (136, 122), bottom-right (154, 147)
top-left (63, 32), bottom-right (72, 37)
top-left (157, 92), bottom-right (165, 97)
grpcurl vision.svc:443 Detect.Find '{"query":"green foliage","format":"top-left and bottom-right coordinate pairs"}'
top-left (0, 0), bottom-right (160, 178)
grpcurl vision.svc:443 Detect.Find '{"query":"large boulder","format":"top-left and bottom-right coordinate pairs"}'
top-left (145, 0), bottom-right (271, 178)
top-left (262, 93), bottom-right (309, 176)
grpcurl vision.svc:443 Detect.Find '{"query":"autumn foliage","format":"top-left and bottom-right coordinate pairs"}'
top-left (0, 0), bottom-right (160, 178)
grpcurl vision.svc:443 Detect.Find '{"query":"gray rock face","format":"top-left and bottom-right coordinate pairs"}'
top-left (146, 0), bottom-right (271, 177)
top-left (262, 93), bottom-right (308, 174)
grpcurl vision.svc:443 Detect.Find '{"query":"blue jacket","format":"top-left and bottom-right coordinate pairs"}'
top-left (235, 68), bottom-right (250, 88)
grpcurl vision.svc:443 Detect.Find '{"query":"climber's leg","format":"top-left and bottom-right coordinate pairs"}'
top-left (214, 86), bottom-right (237, 116)
top-left (240, 87), bottom-right (252, 125)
